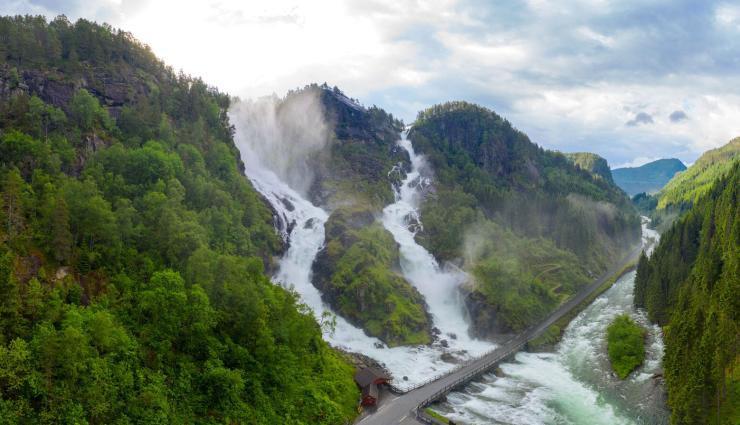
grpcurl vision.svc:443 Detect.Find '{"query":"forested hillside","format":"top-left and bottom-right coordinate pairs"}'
top-left (657, 138), bottom-right (740, 211)
top-left (409, 101), bottom-right (641, 336)
top-left (634, 162), bottom-right (739, 424)
top-left (0, 15), bottom-right (357, 424)
top-left (564, 152), bottom-right (614, 183)
top-left (638, 138), bottom-right (740, 231)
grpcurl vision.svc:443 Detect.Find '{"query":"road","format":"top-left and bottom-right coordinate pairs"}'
top-left (355, 244), bottom-right (643, 425)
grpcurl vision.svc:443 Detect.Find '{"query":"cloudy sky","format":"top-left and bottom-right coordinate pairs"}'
top-left (4, 0), bottom-right (740, 167)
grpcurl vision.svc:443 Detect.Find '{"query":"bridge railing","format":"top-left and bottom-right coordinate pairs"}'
top-left (406, 243), bottom-right (644, 418)
top-left (386, 338), bottom-right (515, 394)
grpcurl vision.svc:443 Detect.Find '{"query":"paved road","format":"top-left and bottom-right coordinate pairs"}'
top-left (355, 244), bottom-right (643, 425)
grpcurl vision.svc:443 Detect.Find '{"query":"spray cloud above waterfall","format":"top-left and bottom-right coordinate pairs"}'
top-left (229, 89), bottom-right (329, 196)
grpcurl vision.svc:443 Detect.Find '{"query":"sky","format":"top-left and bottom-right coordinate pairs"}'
top-left (3, 0), bottom-right (740, 168)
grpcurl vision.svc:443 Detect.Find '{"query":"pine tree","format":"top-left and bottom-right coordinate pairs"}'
top-left (2, 169), bottom-right (25, 238)
top-left (51, 197), bottom-right (72, 263)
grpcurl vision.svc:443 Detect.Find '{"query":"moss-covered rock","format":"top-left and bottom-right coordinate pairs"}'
top-left (312, 207), bottom-right (431, 346)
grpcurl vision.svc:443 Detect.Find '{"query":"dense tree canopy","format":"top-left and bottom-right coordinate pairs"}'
top-left (0, 15), bottom-right (358, 424)
top-left (635, 162), bottom-right (739, 425)
top-left (408, 102), bottom-right (640, 334)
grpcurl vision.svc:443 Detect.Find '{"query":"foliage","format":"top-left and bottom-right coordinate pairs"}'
top-left (313, 207), bottom-right (430, 346)
top-left (408, 102), bottom-right (639, 335)
top-left (632, 192), bottom-right (658, 215)
top-left (424, 407), bottom-right (451, 424)
top-left (635, 162), bottom-right (739, 424)
top-left (528, 260), bottom-right (638, 351)
top-left (0, 15), bottom-right (357, 424)
top-left (410, 101), bottom-right (640, 272)
top-left (467, 220), bottom-right (592, 332)
top-left (606, 314), bottom-right (646, 379)
top-left (564, 152), bottom-right (614, 183)
top-left (657, 138), bottom-right (740, 211)
top-left (612, 158), bottom-right (686, 196)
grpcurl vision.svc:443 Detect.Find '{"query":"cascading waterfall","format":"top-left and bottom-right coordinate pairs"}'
top-left (381, 133), bottom-right (493, 356)
top-left (232, 112), bottom-right (492, 389)
top-left (433, 220), bottom-right (669, 425)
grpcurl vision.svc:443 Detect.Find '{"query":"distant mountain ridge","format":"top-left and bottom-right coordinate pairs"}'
top-left (612, 158), bottom-right (686, 196)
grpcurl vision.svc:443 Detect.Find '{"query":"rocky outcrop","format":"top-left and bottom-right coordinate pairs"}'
top-left (292, 85), bottom-right (410, 210)
top-left (461, 284), bottom-right (516, 341)
top-left (1, 65), bottom-right (152, 118)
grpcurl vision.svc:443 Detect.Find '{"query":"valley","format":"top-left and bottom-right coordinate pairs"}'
top-left (0, 13), bottom-right (737, 425)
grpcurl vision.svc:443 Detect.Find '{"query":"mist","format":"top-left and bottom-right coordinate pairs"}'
top-left (229, 89), bottom-right (329, 196)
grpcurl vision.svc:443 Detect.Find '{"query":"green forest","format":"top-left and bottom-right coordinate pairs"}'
top-left (409, 102), bottom-right (641, 335)
top-left (634, 162), bottom-right (739, 424)
top-left (0, 16), bottom-right (358, 424)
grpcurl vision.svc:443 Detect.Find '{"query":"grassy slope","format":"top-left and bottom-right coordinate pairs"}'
top-left (657, 137), bottom-right (740, 210)
top-left (313, 207), bottom-right (431, 346)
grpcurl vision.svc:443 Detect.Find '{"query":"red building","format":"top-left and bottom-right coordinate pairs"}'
top-left (354, 367), bottom-right (390, 407)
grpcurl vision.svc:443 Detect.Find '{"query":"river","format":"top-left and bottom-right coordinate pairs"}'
top-left (430, 222), bottom-right (669, 424)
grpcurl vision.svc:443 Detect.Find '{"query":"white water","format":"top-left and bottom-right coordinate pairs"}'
top-left (233, 118), bottom-right (492, 389)
top-left (381, 135), bottom-right (494, 358)
top-left (434, 219), bottom-right (669, 424)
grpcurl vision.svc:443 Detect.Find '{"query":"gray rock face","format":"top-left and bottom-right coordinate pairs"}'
top-left (461, 285), bottom-right (516, 340)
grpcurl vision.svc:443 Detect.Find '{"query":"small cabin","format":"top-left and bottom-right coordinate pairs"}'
top-left (361, 382), bottom-right (379, 406)
top-left (354, 367), bottom-right (390, 407)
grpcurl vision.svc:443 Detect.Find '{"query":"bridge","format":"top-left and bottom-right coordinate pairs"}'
top-left (356, 244), bottom-right (643, 425)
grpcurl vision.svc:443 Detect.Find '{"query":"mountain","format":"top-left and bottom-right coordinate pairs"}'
top-left (634, 161), bottom-right (739, 424)
top-left (637, 138), bottom-right (740, 231)
top-left (612, 158), bottom-right (686, 196)
top-left (0, 15), bottom-right (358, 423)
top-left (408, 101), bottom-right (641, 337)
top-left (657, 137), bottom-right (740, 210)
top-left (565, 152), bottom-right (614, 183)
top-left (288, 86), bottom-right (435, 346)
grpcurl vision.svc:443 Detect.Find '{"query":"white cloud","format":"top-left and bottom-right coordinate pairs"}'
top-left (5, 0), bottom-right (740, 166)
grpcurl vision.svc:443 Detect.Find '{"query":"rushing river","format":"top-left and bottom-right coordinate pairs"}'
top-left (431, 223), bottom-right (669, 424)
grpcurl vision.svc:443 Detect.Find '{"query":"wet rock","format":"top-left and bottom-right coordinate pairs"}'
top-left (280, 197), bottom-right (295, 212)
top-left (448, 333), bottom-right (457, 340)
top-left (461, 284), bottom-right (516, 339)
top-left (374, 342), bottom-right (385, 349)
top-left (440, 353), bottom-right (461, 364)
top-left (440, 339), bottom-right (449, 348)
top-left (431, 327), bottom-right (441, 336)
top-left (403, 376), bottom-right (408, 381)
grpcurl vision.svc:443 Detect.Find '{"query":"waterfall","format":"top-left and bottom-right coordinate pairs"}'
top-left (231, 106), bottom-right (493, 389)
top-left (381, 133), bottom-right (493, 355)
